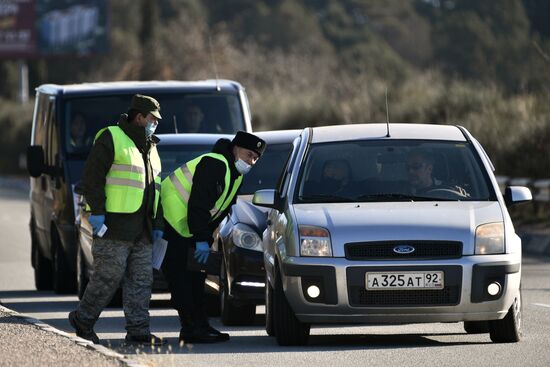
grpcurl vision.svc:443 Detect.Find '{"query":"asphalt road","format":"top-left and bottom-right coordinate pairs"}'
top-left (1, 185), bottom-right (550, 367)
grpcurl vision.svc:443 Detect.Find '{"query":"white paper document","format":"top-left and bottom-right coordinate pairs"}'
top-left (152, 237), bottom-right (168, 270)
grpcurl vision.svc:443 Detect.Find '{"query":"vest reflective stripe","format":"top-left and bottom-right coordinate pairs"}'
top-left (93, 126), bottom-right (161, 216)
top-left (161, 152), bottom-right (243, 238)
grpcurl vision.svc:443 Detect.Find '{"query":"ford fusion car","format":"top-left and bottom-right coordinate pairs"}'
top-left (212, 130), bottom-right (301, 325)
top-left (253, 123), bottom-right (531, 346)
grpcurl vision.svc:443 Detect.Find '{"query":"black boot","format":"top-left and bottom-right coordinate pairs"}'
top-left (196, 310), bottom-right (230, 342)
top-left (177, 309), bottom-right (228, 343)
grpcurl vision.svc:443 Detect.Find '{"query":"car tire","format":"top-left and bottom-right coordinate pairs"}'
top-left (76, 239), bottom-right (88, 300)
top-left (273, 269), bottom-right (310, 346)
top-left (220, 260), bottom-right (256, 325)
top-left (265, 273), bottom-right (275, 336)
top-left (31, 222), bottom-right (53, 291)
top-left (463, 321), bottom-right (489, 334)
top-left (51, 229), bottom-right (77, 294)
top-left (489, 292), bottom-right (522, 343)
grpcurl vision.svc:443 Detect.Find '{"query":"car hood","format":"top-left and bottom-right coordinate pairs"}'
top-left (292, 202), bottom-right (504, 256)
top-left (231, 195), bottom-right (270, 232)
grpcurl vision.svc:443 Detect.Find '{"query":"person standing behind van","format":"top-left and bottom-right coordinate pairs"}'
top-left (69, 94), bottom-right (165, 346)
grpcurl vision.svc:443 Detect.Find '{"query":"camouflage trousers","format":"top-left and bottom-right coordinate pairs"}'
top-left (76, 235), bottom-right (153, 336)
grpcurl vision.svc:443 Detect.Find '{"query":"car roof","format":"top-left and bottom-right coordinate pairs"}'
top-left (36, 80), bottom-right (244, 97)
top-left (156, 129), bottom-right (302, 146)
top-left (309, 123), bottom-right (468, 143)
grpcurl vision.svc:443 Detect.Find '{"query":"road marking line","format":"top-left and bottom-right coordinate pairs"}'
top-left (531, 303), bottom-right (550, 308)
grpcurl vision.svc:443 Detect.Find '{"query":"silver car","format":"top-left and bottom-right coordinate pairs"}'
top-left (253, 123), bottom-right (531, 346)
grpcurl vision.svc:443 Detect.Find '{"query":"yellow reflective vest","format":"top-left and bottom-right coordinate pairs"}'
top-left (161, 153), bottom-right (243, 238)
top-left (93, 126), bottom-right (162, 216)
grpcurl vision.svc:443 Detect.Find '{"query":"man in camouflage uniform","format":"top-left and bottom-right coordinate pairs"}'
top-left (69, 95), bottom-right (165, 346)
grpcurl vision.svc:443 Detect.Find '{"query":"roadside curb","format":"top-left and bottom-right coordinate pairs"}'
top-left (0, 304), bottom-right (148, 367)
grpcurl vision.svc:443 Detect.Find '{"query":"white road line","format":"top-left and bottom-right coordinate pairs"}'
top-left (531, 303), bottom-right (550, 308)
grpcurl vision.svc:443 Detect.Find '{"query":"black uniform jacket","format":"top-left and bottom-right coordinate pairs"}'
top-left (187, 138), bottom-right (241, 243)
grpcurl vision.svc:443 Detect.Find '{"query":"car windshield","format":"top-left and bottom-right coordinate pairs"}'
top-left (240, 143), bottom-right (293, 195)
top-left (295, 140), bottom-right (496, 203)
top-left (63, 93), bottom-right (245, 156)
top-left (157, 144), bottom-right (214, 179)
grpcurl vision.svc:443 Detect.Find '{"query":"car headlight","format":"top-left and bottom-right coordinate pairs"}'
top-left (475, 222), bottom-right (504, 254)
top-left (299, 225), bottom-right (332, 257)
top-left (231, 223), bottom-right (262, 251)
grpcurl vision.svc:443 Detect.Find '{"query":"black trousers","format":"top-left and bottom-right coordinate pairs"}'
top-left (161, 223), bottom-right (207, 323)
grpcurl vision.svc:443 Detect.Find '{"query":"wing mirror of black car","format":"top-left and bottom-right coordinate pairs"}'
top-left (252, 189), bottom-right (281, 210)
top-left (26, 145), bottom-right (46, 177)
top-left (504, 186), bottom-right (532, 207)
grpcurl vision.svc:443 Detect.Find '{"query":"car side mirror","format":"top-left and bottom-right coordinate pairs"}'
top-left (27, 145), bottom-right (45, 178)
top-left (504, 186), bottom-right (532, 206)
top-left (252, 189), bottom-right (280, 210)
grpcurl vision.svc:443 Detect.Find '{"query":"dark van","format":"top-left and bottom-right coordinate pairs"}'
top-left (26, 80), bottom-right (253, 293)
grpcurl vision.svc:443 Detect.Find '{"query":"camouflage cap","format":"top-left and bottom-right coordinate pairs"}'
top-left (130, 94), bottom-right (162, 119)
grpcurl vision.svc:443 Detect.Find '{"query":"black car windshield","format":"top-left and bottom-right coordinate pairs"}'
top-left (296, 139), bottom-right (496, 203)
top-left (157, 144), bottom-right (215, 179)
top-left (63, 93), bottom-right (245, 156)
top-left (240, 143), bottom-right (293, 195)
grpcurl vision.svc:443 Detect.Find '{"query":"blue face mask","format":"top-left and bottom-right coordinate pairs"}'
top-left (145, 121), bottom-right (157, 138)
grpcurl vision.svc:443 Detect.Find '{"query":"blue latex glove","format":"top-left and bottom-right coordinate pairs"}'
top-left (194, 242), bottom-right (210, 264)
top-left (152, 230), bottom-right (164, 243)
top-left (89, 214), bottom-right (105, 235)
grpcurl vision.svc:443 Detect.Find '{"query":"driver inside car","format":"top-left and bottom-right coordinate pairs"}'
top-left (406, 149), bottom-right (468, 197)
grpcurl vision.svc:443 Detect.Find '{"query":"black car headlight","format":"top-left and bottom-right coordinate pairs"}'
top-left (231, 223), bottom-right (262, 251)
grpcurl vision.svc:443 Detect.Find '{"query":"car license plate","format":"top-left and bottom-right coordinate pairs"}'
top-left (365, 271), bottom-right (444, 290)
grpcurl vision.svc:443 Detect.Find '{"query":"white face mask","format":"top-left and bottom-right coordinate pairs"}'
top-left (235, 158), bottom-right (251, 175)
top-left (145, 121), bottom-right (157, 138)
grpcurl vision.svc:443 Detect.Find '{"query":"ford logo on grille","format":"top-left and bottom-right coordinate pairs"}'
top-left (393, 245), bottom-right (416, 254)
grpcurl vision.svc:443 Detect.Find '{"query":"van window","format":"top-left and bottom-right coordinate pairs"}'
top-left (63, 93), bottom-right (245, 155)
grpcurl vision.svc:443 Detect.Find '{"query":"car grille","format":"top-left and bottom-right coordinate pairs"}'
top-left (351, 286), bottom-right (460, 306)
top-left (347, 265), bottom-right (462, 307)
top-left (345, 241), bottom-right (462, 260)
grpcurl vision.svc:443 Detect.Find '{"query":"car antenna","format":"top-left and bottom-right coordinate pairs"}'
top-left (208, 33), bottom-right (221, 92)
top-left (385, 87), bottom-right (391, 137)
top-left (173, 115), bottom-right (179, 134)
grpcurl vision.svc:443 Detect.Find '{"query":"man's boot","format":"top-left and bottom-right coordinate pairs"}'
top-left (177, 309), bottom-right (226, 343)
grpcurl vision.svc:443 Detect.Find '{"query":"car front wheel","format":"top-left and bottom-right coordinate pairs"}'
top-left (220, 259), bottom-right (255, 325)
top-left (489, 293), bottom-right (522, 343)
top-left (273, 269), bottom-right (310, 346)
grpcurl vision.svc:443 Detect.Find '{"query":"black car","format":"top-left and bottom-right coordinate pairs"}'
top-left (27, 80), bottom-right (252, 295)
top-left (212, 130), bottom-right (301, 325)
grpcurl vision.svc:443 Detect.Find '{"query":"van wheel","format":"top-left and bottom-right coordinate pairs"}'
top-left (76, 240), bottom-right (88, 300)
top-left (273, 270), bottom-right (310, 346)
top-left (489, 294), bottom-right (522, 343)
top-left (220, 260), bottom-right (255, 325)
top-left (265, 273), bottom-right (275, 336)
top-left (52, 229), bottom-right (76, 294)
top-left (464, 321), bottom-right (489, 334)
top-left (32, 224), bottom-right (53, 290)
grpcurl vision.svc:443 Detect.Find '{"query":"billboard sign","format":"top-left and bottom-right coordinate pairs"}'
top-left (36, 0), bottom-right (109, 55)
top-left (0, 0), bottom-right (36, 57)
top-left (0, 0), bottom-right (109, 58)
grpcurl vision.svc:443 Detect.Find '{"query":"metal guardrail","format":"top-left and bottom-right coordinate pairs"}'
top-left (496, 176), bottom-right (550, 202)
